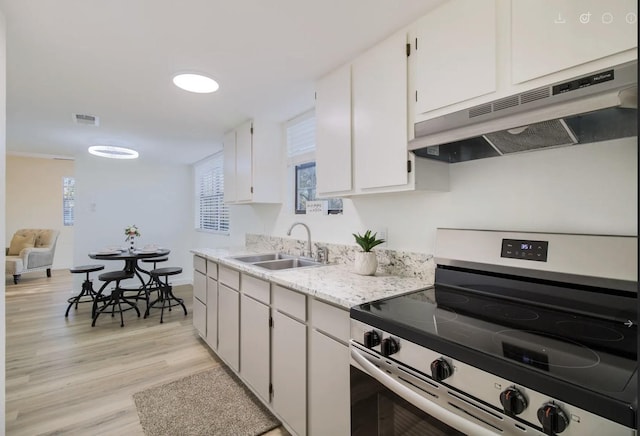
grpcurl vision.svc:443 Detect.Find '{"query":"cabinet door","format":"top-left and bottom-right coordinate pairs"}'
top-left (272, 310), bottom-right (306, 436)
top-left (352, 30), bottom-right (408, 190)
top-left (223, 130), bottom-right (237, 203)
top-left (235, 120), bottom-right (253, 202)
top-left (206, 277), bottom-right (218, 350)
top-left (240, 295), bottom-right (270, 402)
top-left (316, 63), bottom-right (353, 195)
top-left (193, 297), bottom-right (206, 339)
top-left (217, 284), bottom-right (240, 371)
top-left (192, 270), bottom-right (206, 337)
top-left (511, 0), bottom-right (638, 84)
top-left (413, 0), bottom-right (496, 114)
top-left (309, 330), bottom-right (350, 436)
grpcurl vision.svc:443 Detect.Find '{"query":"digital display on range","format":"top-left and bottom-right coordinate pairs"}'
top-left (501, 239), bottom-right (548, 262)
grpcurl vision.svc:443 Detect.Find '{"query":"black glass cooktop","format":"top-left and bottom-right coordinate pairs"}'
top-left (350, 266), bottom-right (638, 426)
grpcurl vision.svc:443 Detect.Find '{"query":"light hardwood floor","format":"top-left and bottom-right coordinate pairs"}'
top-left (5, 270), bottom-right (289, 436)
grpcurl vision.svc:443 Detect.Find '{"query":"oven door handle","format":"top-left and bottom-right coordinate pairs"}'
top-left (350, 345), bottom-right (499, 436)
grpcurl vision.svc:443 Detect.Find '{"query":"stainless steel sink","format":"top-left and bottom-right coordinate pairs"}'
top-left (253, 258), bottom-right (322, 270)
top-left (231, 253), bottom-right (323, 270)
top-left (231, 253), bottom-right (293, 263)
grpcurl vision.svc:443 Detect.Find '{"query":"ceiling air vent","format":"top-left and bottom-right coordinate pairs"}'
top-left (72, 113), bottom-right (99, 126)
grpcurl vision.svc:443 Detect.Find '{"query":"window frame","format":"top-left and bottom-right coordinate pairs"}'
top-left (286, 111), bottom-right (343, 215)
top-left (63, 176), bottom-right (75, 226)
top-left (194, 152), bottom-right (230, 235)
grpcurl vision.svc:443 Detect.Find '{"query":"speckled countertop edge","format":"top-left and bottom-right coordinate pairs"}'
top-left (190, 247), bottom-right (433, 309)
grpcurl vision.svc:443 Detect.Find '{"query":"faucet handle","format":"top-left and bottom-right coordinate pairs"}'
top-left (315, 245), bottom-right (329, 264)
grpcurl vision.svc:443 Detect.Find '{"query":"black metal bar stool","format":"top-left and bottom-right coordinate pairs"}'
top-left (66, 264), bottom-right (105, 317)
top-left (92, 270), bottom-right (138, 327)
top-left (145, 267), bottom-right (187, 323)
top-left (141, 256), bottom-right (168, 270)
top-left (138, 256), bottom-right (169, 311)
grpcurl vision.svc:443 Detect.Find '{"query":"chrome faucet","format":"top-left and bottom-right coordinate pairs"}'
top-left (287, 222), bottom-right (312, 259)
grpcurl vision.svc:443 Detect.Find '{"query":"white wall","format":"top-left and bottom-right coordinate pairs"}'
top-left (1, 9), bottom-right (6, 432)
top-left (74, 154), bottom-right (193, 286)
top-left (5, 155), bottom-right (75, 269)
top-left (193, 137), bottom-right (637, 255)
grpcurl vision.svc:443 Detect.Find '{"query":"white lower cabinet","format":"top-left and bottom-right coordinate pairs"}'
top-left (205, 276), bottom-right (218, 350)
top-left (217, 283), bottom-right (240, 371)
top-left (192, 259), bottom-right (207, 338)
top-left (272, 309), bottom-right (307, 436)
top-left (309, 299), bottom-right (350, 436)
top-left (193, 262), bottom-right (352, 436)
top-left (309, 331), bottom-right (350, 436)
top-left (240, 294), bottom-right (270, 402)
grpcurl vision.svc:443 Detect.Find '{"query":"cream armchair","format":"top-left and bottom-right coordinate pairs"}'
top-left (5, 229), bottom-right (60, 284)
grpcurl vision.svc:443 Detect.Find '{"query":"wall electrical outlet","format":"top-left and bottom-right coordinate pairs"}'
top-left (376, 228), bottom-right (388, 246)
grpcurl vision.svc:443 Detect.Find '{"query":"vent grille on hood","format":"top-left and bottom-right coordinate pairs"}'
top-left (409, 61), bottom-right (637, 163)
top-left (484, 119), bottom-right (577, 154)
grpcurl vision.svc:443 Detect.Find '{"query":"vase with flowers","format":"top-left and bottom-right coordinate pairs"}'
top-left (352, 230), bottom-right (385, 276)
top-left (125, 225), bottom-right (141, 251)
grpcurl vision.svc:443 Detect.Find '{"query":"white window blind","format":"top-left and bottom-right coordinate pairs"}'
top-left (195, 152), bottom-right (229, 234)
top-left (63, 177), bottom-right (75, 226)
top-left (286, 110), bottom-right (316, 164)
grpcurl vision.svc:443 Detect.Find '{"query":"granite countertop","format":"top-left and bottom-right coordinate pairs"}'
top-left (191, 247), bottom-right (432, 309)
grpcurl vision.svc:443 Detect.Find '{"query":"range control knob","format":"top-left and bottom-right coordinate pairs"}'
top-left (363, 330), bottom-right (381, 348)
top-left (380, 337), bottom-right (400, 356)
top-left (537, 402), bottom-right (569, 435)
top-left (430, 357), bottom-right (453, 382)
top-left (500, 387), bottom-right (528, 415)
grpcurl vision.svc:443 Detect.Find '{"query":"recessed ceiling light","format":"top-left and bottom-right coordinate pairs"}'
top-left (88, 145), bottom-right (139, 159)
top-left (173, 73), bottom-right (219, 93)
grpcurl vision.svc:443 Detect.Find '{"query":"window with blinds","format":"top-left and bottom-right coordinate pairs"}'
top-left (195, 152), bottom-right (229, 234)
top-left (286, 111), bottom-right (343, 214)
top-left (63, 177), bottom-right (75, 226)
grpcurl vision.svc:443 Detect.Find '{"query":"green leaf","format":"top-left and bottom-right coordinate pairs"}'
top-left (353, 229), bottom-right (385, 252)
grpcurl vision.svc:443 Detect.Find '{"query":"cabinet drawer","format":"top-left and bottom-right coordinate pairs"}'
top-left (193, 255), bottom-right (206, 274)
top-left (206, 260), bottom-right (218, 279)
top-left (242, 274), bottom-right (270, 304)
top-left (273, 285), bottom-right (306, 321)
top-left (193, 270), bottom-right (207, 304)
top-left (311, 299), bottom-right (349, 343)
top-left (219, 266), bottom-right (240, 290)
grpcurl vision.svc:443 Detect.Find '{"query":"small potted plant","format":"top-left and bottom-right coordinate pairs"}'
top-left (124, 224), bottom-right (141, 251)
top-left (352, 230), bottom-right (385, 276)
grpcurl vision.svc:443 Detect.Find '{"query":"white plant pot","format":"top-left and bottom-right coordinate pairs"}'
top-left (354, 251), bottom-right (378, 276)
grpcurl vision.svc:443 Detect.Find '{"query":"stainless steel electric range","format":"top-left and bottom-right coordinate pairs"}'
top-left (350, 229), bottom-right (637, 436)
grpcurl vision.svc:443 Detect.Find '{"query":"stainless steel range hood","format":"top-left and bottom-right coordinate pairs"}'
top-left (409, 61), bottom-right (637, 163)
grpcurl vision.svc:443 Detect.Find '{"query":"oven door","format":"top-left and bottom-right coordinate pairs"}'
top-left (350, 342), bottom-right (503, 436)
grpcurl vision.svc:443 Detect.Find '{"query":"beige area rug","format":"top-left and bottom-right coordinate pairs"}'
top-left (133, 365), bottom-right (280, 436)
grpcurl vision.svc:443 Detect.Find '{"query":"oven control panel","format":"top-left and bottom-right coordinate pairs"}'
top-left (501, 238), bottom-right (548, 262)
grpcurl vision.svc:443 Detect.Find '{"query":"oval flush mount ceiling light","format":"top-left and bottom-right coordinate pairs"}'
top-left (172, 73), bottom-right (219, 93)
top-left (88, 145), bottom-right (139, 159)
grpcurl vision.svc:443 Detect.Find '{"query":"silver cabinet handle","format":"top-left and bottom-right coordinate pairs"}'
top-left (350, 344), bottom-right (498, 436)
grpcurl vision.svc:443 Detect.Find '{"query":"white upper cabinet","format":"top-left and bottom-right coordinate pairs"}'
top-left (315, 64), bottom-right (352, 196)
top-left (235, 121), bottom-right (253, 202)
top-left (223, 129), bottom-right (237, 203)
top-left (413, 0), bottom-right (497, 116)
top-left (315, 29), bottom-right (450, 195)
top-left (352, 30), bottom-right (410, 191)
top-left (511, 0), bottom-right (638, 84)
top-left (223, 119), bottom-right (282, 204)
